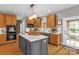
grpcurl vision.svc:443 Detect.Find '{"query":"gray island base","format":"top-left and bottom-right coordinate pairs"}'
top-left (19, 34), bottom-right (48, 55)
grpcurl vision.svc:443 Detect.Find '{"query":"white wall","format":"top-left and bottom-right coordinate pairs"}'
top-left (20, 18), bottom-right (26, 33)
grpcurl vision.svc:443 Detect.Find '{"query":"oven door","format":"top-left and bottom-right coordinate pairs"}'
top-left (7, 25), bottom-right (16, 33)
top-left (7, 34), bottom-right (16, 41)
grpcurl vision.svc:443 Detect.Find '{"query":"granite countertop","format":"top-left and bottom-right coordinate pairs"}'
top-left (19, 33), bottom-right (48, 42)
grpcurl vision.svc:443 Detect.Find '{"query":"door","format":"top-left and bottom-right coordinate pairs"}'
top-left (66, 20), bottom-right (79, 49)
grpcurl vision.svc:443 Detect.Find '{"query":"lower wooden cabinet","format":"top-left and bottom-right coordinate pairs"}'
top-left (0, 34), bottom-right (18, 47)
top-left (50, 34), bottom-right (61, 46)
top-left (0, 34), bottom-right (6, 44)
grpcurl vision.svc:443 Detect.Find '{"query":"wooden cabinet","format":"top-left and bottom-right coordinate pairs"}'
top-left (50, 34), bottom-right (61, 46)
top-left (0, 14), bottom-right (17, 45)
top-left (6, 14), bottom-right (16, 25)
top-left (0, 14), bottom-right (16, 27)
top-left (0, 34), bottom-right (6, 44)
top-left (26, 17), bottom-right (42, 28)
top-left (26, 18), bottom-right (35, 24)
top-left (35, 17), bottom-right (42, 28)
top-left (0, 14), bottom-right (6, 27)
top-left (11, 15), bottom-right (16, 25)
top-left (46, 15), bottom-right (56, 28)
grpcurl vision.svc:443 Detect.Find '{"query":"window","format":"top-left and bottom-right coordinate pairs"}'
top-left (69, 21), bottom-right (79, 34)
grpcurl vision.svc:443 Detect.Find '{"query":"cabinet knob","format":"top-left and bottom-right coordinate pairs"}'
top-left (43, 40), bottom-right (46, 43)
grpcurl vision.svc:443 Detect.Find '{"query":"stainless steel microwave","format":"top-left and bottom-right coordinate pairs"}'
top-left (7, 25), bottom-right (16, 33)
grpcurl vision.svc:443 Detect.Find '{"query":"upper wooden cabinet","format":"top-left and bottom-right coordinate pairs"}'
top-left (6, 14), bottom-right (16, 25)
top-left (26, 18), bottom-right (35, 24)
top-left (0, 14), bottom-right (6, 27)
top-left (46, 15), bottom-right (56, 28)
top-left (35, 17), bottom-right (42, 28)
top-left (26, 17), bottom-right (42, 28)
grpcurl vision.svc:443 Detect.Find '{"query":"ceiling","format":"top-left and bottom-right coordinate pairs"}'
top-left (56, 5), bottom-right (79, 19)
top-left (0, 4), bottom-right (78, 20)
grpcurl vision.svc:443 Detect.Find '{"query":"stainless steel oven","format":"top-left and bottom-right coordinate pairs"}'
top-left (7, 34), bottom-right (16, 41)
top-left (7, 25), bottom-right (16, 33)
top-left (7, 25), bottom-right (16, 41)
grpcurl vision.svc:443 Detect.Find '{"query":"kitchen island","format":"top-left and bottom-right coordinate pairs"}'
top-left (19, 33), bottom-right (48, 55)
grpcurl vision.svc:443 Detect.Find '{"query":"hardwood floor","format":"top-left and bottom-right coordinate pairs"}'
top-left (0, 43), bottom-right (79, 55)
top-left (48, 44), bottom-right (79, 55)
top-left (0, 43), bottom-right (22, 55)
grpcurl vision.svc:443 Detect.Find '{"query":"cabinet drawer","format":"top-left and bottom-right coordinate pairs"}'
top-left (0, 34), bottom-right (6, 44)
top-left (50, 34), bottom-right (61, 45)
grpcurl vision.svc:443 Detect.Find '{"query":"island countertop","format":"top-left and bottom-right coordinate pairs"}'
top-left (19, 33), bottom-right (48, 42)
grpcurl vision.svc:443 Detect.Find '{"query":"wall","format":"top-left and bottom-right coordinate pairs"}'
top-left (20, 18), bottom-right (26, 33)
top-left (42, 16), bottom-right (62, 33)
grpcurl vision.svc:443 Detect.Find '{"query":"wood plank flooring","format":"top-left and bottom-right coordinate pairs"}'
top-left (0, 43), bottom-right (79, 55)
top-left (0, 43), bottom-right (22, 55)
top-left (48, 44), bottom-right (79, 55)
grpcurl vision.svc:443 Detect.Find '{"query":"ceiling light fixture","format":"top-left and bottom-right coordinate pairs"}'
top-left (29, 14), bottom-right (37, 20)
top-left (30, 4), bottom-right (34, 7)
top-left (28, 4), bottom-right (37, 20)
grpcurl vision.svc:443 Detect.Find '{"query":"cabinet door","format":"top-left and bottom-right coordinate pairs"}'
top-left (50, 15), bottom-right (56, 27)
top-left (46, 16), bottom-right (51, 27)
top-left (32, 40), bottom-right (42, 55)
top-left (35, 17), bottom-right (42, 28)
top-left (50, 34), bottom-right (58, 45)
top-left (6, 14), bottom-right (12, 25)
top-left (19, 36), bottom-right (26, 55)
top-left (6, 14), bottom-right (16, 25)
top-left (0, 14), bottom-right (5, 27)
top-left (46, 15), bottom-right (56, 28)
top-left (0, 34), bottom-right (6, 44)
top-left (11, 15), bottom-right (16, 25)
top-left (26, 19), bottom-right (35, 24)
top-left (42, 39), bottom-right (48, 55)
